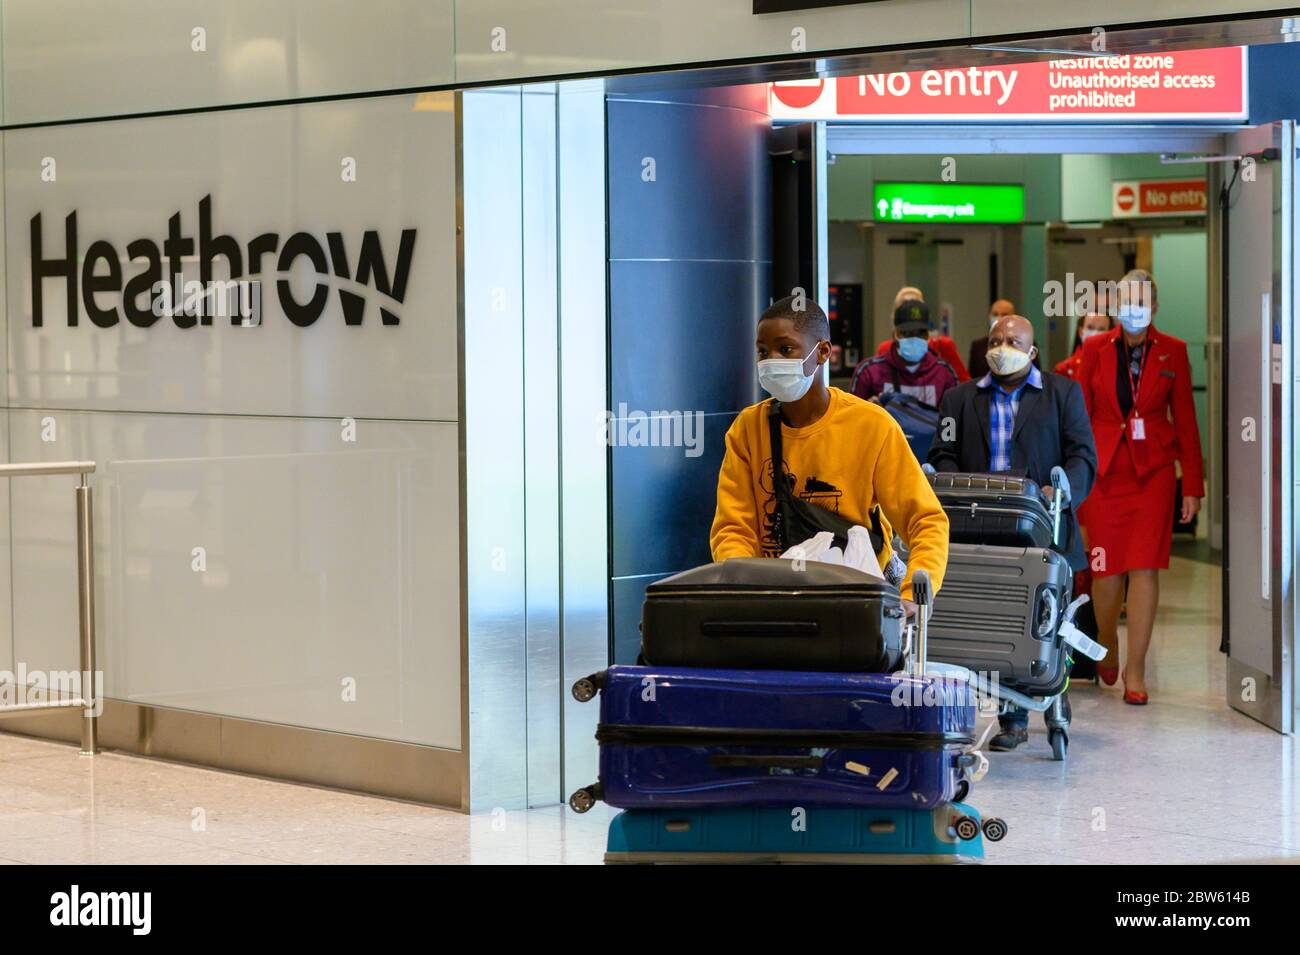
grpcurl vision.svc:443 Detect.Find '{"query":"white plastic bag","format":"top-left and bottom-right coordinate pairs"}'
top-left (779, 530), bottom-right (834, 564)
top-left (780, 525), bottom-right (884, 581)
top-left (842, 525), bottom-right (876, 575)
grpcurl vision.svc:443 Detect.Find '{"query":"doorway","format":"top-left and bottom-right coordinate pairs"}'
top-left (811, 123), bottom-right (1293, 733)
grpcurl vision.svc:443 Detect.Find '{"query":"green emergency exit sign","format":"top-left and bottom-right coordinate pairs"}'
top-left (873, 182), bottom-right (1026, 224)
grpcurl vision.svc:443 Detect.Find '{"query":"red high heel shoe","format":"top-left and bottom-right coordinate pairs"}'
top-left (1123, 683), bottom-right (1148, 705)
top-left (1097, 664), bottom-right (1119, 687)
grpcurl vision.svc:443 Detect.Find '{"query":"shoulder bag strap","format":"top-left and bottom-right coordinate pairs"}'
top-left (767, 399), bottom-right (786, 494)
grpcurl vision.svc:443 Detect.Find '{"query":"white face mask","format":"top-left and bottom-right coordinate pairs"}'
top-left (758, 344), bottom-right (824, 403)
top-left (986, 344), bottom-right (1033, 377)
top-left (1080, 327), bottom-right (1105, 342)
top-left (1117, 304), bottom-right (1152, 333)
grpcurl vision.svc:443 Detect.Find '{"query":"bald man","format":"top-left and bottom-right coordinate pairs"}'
top-left (968, 298), bottom-right (1024, 380)
top-left (928, 314), bottom-right (1097, 751)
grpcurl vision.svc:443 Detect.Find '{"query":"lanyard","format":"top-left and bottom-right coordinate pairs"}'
top-left (1123, 336), bottom-right (1151, 420)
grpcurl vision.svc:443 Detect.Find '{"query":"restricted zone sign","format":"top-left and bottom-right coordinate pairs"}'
top-left (769, 47), bottom-right (1247, 122)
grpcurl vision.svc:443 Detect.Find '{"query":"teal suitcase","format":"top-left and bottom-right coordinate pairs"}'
top-left (604, 802), bottom-right (1002, 865)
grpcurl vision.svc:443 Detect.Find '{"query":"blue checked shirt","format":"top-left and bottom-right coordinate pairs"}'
top-left (977, 365), bottom-right (1043, 473)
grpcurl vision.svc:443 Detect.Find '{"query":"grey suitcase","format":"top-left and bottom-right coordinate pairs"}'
top-left (928, 543), bottom-right (1073, 696)
top-left (926, 472), bottom-right (1054, 549)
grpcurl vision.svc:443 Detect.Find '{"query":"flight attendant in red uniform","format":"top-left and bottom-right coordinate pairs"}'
top-left (1077, 270), bottom-right (1204, 704)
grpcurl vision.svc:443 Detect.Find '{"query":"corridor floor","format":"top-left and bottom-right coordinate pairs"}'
top-left (0, 546), bottom-right (1295, 864)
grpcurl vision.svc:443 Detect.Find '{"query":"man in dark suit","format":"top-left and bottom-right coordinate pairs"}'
top-left (928, 314), bottom-right (1098, 751)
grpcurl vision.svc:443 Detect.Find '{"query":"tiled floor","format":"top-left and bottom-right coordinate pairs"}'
top-left (0, 546), bottom-right (1295, 864)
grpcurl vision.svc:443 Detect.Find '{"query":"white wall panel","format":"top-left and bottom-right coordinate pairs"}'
top-left (0, 127), bottom-right (9, 675)
top-left (0, 418), bottom-right (10, 676)
top-left (1, 0), bottom-right (455, 124)
top-left (970, 0), bottom-right (1288, 36)
top-left (0, 1), bottom-right (1285, 128)
top-left (4, 92), bottom-right (457, 421)
top-left (6, 409), bottom-right (460, 749)
top-left (454, 0), bottom-right (970, 85)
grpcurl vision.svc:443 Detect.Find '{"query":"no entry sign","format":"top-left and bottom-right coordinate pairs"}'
top-left (769, 47), bottom-right (1247, 122)
top-left (1112, 179), bottom-right (1208, 218)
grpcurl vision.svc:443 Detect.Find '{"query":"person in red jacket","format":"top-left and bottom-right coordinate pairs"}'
top-left (1056, 298), bottom-right (1115, 381)
top-left (1076, 270), bottom-right (1204, 704)
top-left (873, 287), bottom-right (970, 381)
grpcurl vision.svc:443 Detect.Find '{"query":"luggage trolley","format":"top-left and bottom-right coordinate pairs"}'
top-left (922, 466), bottom-right (1108, 761)
top-left (570, 570), bottom-right (1008, 863)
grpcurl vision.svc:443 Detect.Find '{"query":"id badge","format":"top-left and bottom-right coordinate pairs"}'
top-left (1130, 416), bottom-right (1146, 441)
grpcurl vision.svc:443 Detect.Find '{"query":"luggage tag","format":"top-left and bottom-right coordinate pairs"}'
top-left (1129, 416), bottom-right (1146, 441)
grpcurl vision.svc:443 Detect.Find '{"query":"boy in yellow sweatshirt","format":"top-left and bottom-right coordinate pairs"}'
top-left (710, 294), bottom-right (949, 618)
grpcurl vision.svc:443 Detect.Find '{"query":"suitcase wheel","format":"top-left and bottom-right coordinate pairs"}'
top-left (953, 779), bottom-right (971, 803)
top-left (568, 785), bottom-right (601, 814)
top-left (1049, 728), bottom-right (1068, 761)
top-left (982, 817), bottom-right (1008, 842)
top-left (953, 815), bottom-right (981, 842)
top-left (571, 678), bottom-right (598, 703)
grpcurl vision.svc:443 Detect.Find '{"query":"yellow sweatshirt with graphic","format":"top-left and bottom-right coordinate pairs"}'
top-left (710, 387), bottom-right (949, 600)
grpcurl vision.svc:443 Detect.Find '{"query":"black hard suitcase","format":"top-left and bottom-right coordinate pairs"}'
top-left (928, 543), bottom-right (1074, 696)
top-left (926, 472), bottom-right (1053, 549)
top-left (640, 558), bottom-right (906, 673)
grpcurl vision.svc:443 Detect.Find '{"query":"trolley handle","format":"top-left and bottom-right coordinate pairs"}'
top-left (909, 569), bottom-right (931, 676)
top-left (1048, 466), bottom-right (1072, 549)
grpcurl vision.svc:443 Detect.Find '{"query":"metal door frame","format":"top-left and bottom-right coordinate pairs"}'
top-left (1223, 121), bottom-right (1296, 734)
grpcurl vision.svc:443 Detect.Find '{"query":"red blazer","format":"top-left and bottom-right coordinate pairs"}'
top-left (874, 335), bottom-right (970, 381)
top-left (1055, 348), bottom-right (1083, 380)
top-left (1077, 326), bottom-right (1204, 497)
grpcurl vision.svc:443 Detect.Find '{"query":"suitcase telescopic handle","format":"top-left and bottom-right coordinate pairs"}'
top-left (910, 569), bottom-right (931, 677)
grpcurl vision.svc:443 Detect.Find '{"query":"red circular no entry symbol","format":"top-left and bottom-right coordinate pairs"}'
top-left (771, 80), bottom-right (825, 110)
top-left (1116, 186), bottom-right (1136, 211)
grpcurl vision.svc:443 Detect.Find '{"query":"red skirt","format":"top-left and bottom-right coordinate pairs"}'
top-left (1079, 440), bottom-right (1176, 577)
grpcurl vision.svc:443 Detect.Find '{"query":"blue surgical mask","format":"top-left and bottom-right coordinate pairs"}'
top-left (897, 336), bottom-right (929, 363)
top-left (758, 344), bottom-right (824, 403)
top-left (1117, 304), bottom-right (1151, 334)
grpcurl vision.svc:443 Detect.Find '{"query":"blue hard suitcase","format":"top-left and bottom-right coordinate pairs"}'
top-left (569, 665), bottom-right (978, 813)
top-left (605, 802), bottom-right (1001, 864)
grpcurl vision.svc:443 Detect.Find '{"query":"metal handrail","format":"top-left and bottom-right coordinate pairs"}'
top-left (0, 461), bottom-right (98, 755)
top-left (0, 461), bottom-right (96, 477)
